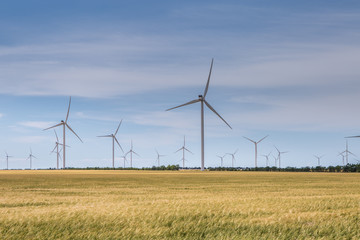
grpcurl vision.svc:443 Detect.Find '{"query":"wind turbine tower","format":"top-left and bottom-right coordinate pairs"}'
top-left (175, 136), bottom-right (193, 168)
top-left (166, 59), bottom-right (232, 171)
top-left (44, 97), bottom-right (83, 169)
top-left (243, 135), bottom-right (268, 168)
top-left (97, 120), bottom-right (124, 168)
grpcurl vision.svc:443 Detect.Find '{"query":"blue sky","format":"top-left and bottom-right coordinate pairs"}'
top-left (1, 0), bottom-right (360, 169)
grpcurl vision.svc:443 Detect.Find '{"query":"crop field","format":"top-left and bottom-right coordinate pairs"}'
top-left (0, 170), bottom-right (359, 239)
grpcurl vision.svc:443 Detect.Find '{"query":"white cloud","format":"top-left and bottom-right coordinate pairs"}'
top-left (19, 121), bottom-right (56, 129)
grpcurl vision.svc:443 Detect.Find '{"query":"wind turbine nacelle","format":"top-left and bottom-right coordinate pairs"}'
top-left (198, 95), bottom-right (203, 99)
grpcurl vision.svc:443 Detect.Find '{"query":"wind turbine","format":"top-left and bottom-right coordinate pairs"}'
top-left (120, 155), bottom-right (127, 168)
top-left (175, 136), bottom-right (193, 168)
top-left (97, 120), bottom-right (124, 168)
top-left (272, 155), bottom-right (278, 168)
top-left (27, 148), bottom-right (37, 170)
top-left (5, 152), bottom-right (12, 170)
top-left (217, 154), bottom-right (226, 167)
top-left (338, 152), bottom-right (345, 165)
top-left (43, 97), bottom-right (83, 169)
top-left (166, 59), bottom-right (232, 171)
top-left (314, 155), bottom-right (325, 166)
top-left (341, 139), bottom-right (355, 165)
top-left (274, 146), bottom-right (288, 168)
top-left (125, 140), bottom-right (139, 168)
top-left (226, 149), bottom-right (238, 168)
top-left (155, 149), bottom-right (166, 167)
top-left (262, 152), bottom-right (272, 167)
top-left (243, 135), bottom-right (268, 168)
top-left (51, 130), bottom-right (69, 169)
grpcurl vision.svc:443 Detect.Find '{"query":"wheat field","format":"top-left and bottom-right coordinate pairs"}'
top-left (0, 170), bottom-right (359, 239)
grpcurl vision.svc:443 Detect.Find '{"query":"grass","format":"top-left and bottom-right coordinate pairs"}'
top-left (0, 170), bottom-right (359, 239)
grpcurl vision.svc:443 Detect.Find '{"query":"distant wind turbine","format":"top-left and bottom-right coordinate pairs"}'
top-left (51, 130), bottom-right (69, 169)
top-left (314, 155), bottom-right (325, 166)
top-left (120, 155), bottom-right (127, 168)
top-left (43, 97), bottom-right (83, 169)
top-left (97, 120), bottom-right (124, 168)
top-left (125, 140), bottom-right (139, 168)
top-left (274, 146), bottom-right (288, 168)
top-left (166, 59), bottom-right (232, 171)
top-left (5, 152), bottom-right (13, 170)
top-left (27, 148), bottom-right (36, 169)
top-left (155, 149), bottom-right (166, 167)
top-left (262, 152), bottom-right (272, 167)
top-left (217, 154), bottom-right (226, 167)
top-left (338, 152), bottom-right (346, 165)
top-left (175, 136), bottom-right (193, 168)
top-left (226, 149), bottom-right (238, 168)
top-left (272, 155), bottom-right (278, 168)
top-left (243, 135), bottom-right (268, 168)
top-left (341, 139), bottom-right (356, 165)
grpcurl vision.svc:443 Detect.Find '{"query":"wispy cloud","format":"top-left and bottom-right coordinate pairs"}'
top-left (19, 121), bottom-right (56, 129)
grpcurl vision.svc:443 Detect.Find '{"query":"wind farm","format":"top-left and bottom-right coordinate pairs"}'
top-left (1, 1), bottom-right (360, 239)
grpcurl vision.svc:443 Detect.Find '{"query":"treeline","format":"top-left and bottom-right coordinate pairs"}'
top-left (61, 165), bottom-right (180, 171)
top-left (207, 163), bottom-right (360, 172)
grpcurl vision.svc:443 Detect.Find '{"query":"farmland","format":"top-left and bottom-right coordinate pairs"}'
top-left (0, 170), bottom-right (359, 239)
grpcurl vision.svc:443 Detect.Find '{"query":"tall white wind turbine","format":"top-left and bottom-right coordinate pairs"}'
top-left (98, 120), bottom-right (124, 168)
top-left (274, 146), bottom-right (288, 168)
top-left (27, 148), bottom-right (37, 170)
top-left (243, 135), bottom-right (268, 168)
top-left (5, 152), bottom-right (12, 170)
top-left (314, 155), bottom-right (324, 166)
top-left (125, 140), bottom-right (139, 168)
top-left (166, 59), bottom-right (232, 171)
top-left (44, 97), bottom-right (83, 169)
top-left (175, 136), bottom-right (193, 168)
top-left (226, 149), bottom-right (238, 168)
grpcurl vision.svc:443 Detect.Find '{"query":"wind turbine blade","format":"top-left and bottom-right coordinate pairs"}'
top-left (345, 135), bottom-right (360, 138)
top-left (54, 130), bottom-right (59, 142)
top-left (32, 155), bottom-right (37, 159)
top-left (234, 149), bottom-right (239, 155)
top-left (114, 137), bottom-right (124, 153)
top-left (115, 119), bottom-right (122, 136)
top-left (243, 136), bottom-right (256, 143)
top-left (348, 151), bottom-right (356, 156)
top-left (166, 99), bottom-right (200, 111)
top-left (51, 145), bottom-right (57, 153)
top-left (65, 96), bottom-right (71, 123)
top-left (43, 122), bottom-right (63, 131)
top-left (97, 135), bottom-right (112, 137)
top-left (203, 58), bottom-right (214, 98)
top-left (274, 146), bottom-right (280, 153)
top-left (184, 147), bottom-right (193, 154)
top-left (204, 100), bottom-right (232, 129)
top-left (257, 135), bottom-right (269, 144)
top-left (133, 151), bottom-right (140, 157)
top-left (65, 123), bottom-right (83, 143)
top-left (174, 148), bottom-right (182, 153)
